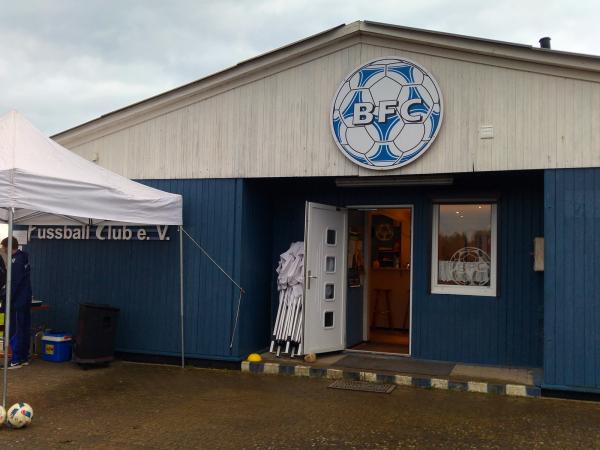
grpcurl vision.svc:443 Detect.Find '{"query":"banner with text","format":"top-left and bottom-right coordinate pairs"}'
top-left (28, 225), bottom-right (171, 241)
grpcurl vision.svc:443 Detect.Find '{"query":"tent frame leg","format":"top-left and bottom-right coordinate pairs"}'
top-left (2, 207), bottom-right (14, 408)
top-left (179, 226), bottom-right (184, 369)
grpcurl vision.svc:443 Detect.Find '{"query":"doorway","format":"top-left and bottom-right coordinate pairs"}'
top-left (302, 202), bottom-right (412, 357)
top-left (348, 207), bottom-right (412, 355)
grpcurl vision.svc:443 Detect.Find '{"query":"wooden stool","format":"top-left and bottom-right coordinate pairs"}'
top-left (371, 289), bottom-right (393, 329)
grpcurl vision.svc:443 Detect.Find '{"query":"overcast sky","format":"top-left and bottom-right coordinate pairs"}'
top-left (1, 0), bottom-right (597, 135)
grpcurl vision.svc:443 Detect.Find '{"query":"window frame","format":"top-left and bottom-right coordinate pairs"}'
top-left (430, 203), bottom-right (498, 297)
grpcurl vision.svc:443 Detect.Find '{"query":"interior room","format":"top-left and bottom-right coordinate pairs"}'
top-left (351, 208), bottom-right (412, 354)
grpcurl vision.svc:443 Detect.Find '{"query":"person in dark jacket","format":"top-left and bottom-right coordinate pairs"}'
top-left (2, 237), bottom-right (32, 368)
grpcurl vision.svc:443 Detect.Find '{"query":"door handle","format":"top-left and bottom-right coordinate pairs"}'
top-left (307, 270), bottom-right (318, 289)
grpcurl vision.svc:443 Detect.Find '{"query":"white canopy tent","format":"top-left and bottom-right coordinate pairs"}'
top-left (0, 110), bottom-right (183, 407)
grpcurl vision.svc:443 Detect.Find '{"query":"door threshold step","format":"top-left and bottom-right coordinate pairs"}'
top-left (241, 360), bottom-right (541, 398)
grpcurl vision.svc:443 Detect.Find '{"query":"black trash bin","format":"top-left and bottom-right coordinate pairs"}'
top-left (74, 303), bottom-right (120, 366)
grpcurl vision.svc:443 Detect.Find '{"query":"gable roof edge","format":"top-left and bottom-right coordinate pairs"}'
top-left (362, 21), bottom-right (600, 72)
top-left (54, 20), bottom-right (600, 146)
top-left (53, 22), bottom-right (357, 144)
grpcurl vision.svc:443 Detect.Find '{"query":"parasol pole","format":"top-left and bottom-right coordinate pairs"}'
top-left (2, 207), bottom-right (14, 408)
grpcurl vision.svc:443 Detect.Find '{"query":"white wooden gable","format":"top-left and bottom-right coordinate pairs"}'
top-left (54, 21), bottom-right (600, 179)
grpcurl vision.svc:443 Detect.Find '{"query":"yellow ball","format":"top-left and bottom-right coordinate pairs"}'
top-left (304, 353), bottom-right (317, 363)
top-left (247, 353), bottom-right (262, 362)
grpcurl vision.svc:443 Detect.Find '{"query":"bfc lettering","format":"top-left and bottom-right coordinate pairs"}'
top-left (353, 99), bottom-right (425, 125)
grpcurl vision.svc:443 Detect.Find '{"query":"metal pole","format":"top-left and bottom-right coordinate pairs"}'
top-left (3, 208), bottom-right (14, 408)
top-left (179, 226), bottom-right (184, 369)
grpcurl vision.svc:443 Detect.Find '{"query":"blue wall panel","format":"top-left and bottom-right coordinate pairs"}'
top-left (267, 173), bottom-right (544, 367)
top-left (346, 209), bottom-right (365, 348)
top-left (28, 179), bottom-right (245, 360)
top-left (414, 186), bottom-right (544, 366)
top-left (544, 169), bottom-right (600, 390)
top-left (234, 182), bottom-right (274, 358)
top-left (27, 172), bottom-right (545, 367)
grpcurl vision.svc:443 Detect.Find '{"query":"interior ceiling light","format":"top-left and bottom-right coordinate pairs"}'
top-left (335, 176), bottom-right (454, 187)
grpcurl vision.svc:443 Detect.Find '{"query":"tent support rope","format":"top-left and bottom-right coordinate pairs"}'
top-left (180, 228), bottom-right (245, 352)
top-left (230, 289), bottom-right (243, 350)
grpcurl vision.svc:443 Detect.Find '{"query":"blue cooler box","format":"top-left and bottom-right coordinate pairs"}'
top-left (42, 333), bottom-right (72, 362)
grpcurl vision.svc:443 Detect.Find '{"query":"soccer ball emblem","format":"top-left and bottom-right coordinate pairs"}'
top-left (7, 402), bottom-right (33, 428)
top-left (331, 57), bottom-right (443, 170)
top-left (449, 247), bottom-right (491, 286)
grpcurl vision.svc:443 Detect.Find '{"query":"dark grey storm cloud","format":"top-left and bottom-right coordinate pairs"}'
top-left (1, 0), bottom-right (597, 134)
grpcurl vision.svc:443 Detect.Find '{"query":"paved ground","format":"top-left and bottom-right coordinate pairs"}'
top-left (0, 360), bottom-right (599, 449)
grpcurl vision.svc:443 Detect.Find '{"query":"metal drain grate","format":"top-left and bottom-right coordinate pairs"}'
top-left (328, 379), bottom-right (396, 394)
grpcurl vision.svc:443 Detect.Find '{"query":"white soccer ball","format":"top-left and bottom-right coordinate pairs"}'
top-left (0, 406), bottom-right (5, 425)
top-left (331, 58), bottom-right (443, 169)
top-left (7, 402), bottom-right (33, 428)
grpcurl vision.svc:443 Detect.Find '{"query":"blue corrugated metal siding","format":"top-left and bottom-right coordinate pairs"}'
top-left (29, 179), bottom-right (244, 360)
top-left (28, 172), bottom-right (545, 367)
top-left (544, 169), bottom-right (600, 390)
top-left (414, 187), bottom-right (544, 366)
top-left (234, 182), bottom-right (274, 357)
top-left (346, 209), bottom-right (365, 347)
top-left (268, 173), bottom-right (544, 367)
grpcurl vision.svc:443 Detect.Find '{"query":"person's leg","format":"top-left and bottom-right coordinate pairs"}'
top-left (11, 307), bottom-right (30, 363)
top-left (21, 307), bottom-right (31, 362)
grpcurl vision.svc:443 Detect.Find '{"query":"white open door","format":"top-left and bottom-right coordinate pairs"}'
top-left (303, 202), bottom-right (347, 354)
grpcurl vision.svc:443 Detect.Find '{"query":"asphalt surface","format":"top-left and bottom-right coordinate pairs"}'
top-left (0, 360), bottom-right (598, 449)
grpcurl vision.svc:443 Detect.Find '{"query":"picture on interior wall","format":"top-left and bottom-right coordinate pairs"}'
top-left (371, 215), bottom-right (401, 269)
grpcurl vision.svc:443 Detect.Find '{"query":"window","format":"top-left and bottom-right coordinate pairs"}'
top-left (324, 311), bottom-right (334, 328)
top-left (325, 283), bottom-right (335, 301)
top-left (326, 229), bottom-right (336, 246)
top-left (325, 256), bottom-right (336, 273)
top-left (431, 203), bottom-right (497, 296)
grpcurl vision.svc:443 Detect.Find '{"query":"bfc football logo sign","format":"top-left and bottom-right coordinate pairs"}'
top-left (331, 57), bottom-right (443, 170)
